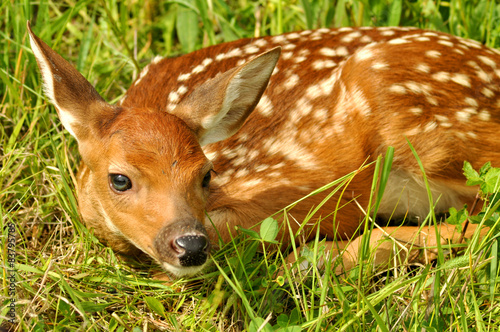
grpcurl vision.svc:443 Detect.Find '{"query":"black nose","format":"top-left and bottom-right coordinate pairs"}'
top-left (174, 235), bottom-right (209, 267)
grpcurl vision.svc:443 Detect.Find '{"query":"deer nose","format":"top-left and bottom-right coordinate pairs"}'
top-left (173, 234), bottom-right (209, 267)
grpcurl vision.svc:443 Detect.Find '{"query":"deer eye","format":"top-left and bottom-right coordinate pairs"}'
top-left (202, 171), bottom-right (211, 189)
top-left (109, 174), bottom-right (132, 192)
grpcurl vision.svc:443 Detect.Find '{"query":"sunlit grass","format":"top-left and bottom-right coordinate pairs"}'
top-left (2, 0), bottom-right (500, 331)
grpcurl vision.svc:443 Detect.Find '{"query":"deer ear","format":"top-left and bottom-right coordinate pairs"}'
top-left (27, 21), bottom-right (115, 143)
top-left (172, 47), bottom-right (281, 146)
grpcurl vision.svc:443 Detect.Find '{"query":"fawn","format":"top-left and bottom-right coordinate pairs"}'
top-left (28, 21), bottom-right (497, 277)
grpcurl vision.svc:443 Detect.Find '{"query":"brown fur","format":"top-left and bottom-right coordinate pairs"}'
top-left (29, 22), bottom-right (497, 276)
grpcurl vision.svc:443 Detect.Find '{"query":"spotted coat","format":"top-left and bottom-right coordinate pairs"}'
top-left (121, 27), bottom-right (500, 241)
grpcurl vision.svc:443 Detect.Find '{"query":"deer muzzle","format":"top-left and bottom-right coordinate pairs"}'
top-left (153, 219), bottom-right (210, 275)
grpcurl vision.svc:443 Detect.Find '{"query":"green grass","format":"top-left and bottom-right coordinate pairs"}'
top-left (2, 0), bottom-right (500, 331)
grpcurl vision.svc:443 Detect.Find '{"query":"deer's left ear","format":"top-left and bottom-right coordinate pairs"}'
top-left (27, 21), bottom-right (115, 142)
top-left (171, 47), bottom-right (281, 146)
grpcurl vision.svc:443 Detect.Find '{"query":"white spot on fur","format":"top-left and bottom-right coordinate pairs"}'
top-left (409, 107), bottom-right (423, 115)
top-left (416, 63), bottom-right (430, 73)
top-left (215, 53), bottom-right (226, 61)
top-left (254, 39), bottom-right (268, 47)
top-left (423, 32), bottom-right (439, 37)
top-left (265, 137), bottom-right (318, 169)
top-left (451, 73), bottom-right (471, 87)
top-left (234, 168), bottom-right (249, 179)
top-left (135, 65), bottom-right (150, 85)
top-left (284, 73), bottom-right (299, 89)
top-left (315, 72), bottom-right (337, 96)
top-left (239, 178), bottom-right (263, 189)
top-left (313, 108), bottom-right (329, 122)
top-left (478, 109), bottom-right (491, 121)
top-left (423, 121), bottom-right (438, 132)
top-left (294, 56), bottom-right (307, 63)
top-left (355, 47), bottom-right (375, 61)
top-left (202, 58), bottom-right (213, 67)
top-left (467, 131), bottom-right (477, 139)
top-left (380, 30), bottom-right (396, 36)
top-left (425, 50), bottom-right (441, 58)
top-left (152, 55), bottom-right (164, 64)
top-left (426, 96), bottom-right (439, 106)
top-left (341, 31), bottom-right (362, 43)
top-left (271, 35), bottom-right (287, 43)
top-left (437, 40), bottom-right (454, 47)
top-left (405, 81), bottom-right (432, 95)
top-left (312, 59), bottom-right (336, 70)
top-left (247, 149), bottom-right (260, 161)
top-left (434, 114), bottom-right (449, 123)
top-left (178, 72), bottom-right (191, 81)
top-left (372, 62), bottom-right (389, 70)
top-left (478, 55), bottom-right (496, 68)
top-left (389, 84), bottom-right (406, 94)
top-left (335, 46), bottom-right (349, 57)
top-left (177, 85), bottom-right (188, 95)
top-left (465, 97), bottom-right (478, 107)
top-left (296, 97), bottom-right (313, 116)
top-left (254, 164), bottom-right (269, 172)
top-left (244, 45), bottom-right (260, 55)
top-left (460, 38), bottom-right (482, 49)
top-left (360, 35), bottom-right (373, 43)
top-left (257, 94), bottom-right (273, 117)
top-left (476, 68), bottom-right (492, 83)
top-left (432, 71), bottom-right (450, 82)
top-left (404, 126), bottom-right (421, 136)
top-left (192, 64), bottom-right (206, 74)
top-left (456, 108), bottom-right (476, 122)
top-left (481, 87), bottom-right (494, 98)
top-left (168, 91), bottom-right (179, 103)
top-left (320, 47), bottom-right (336, 57)
top-left (226, 48), bottom-right (243, 59)
top-left (415, 37), bottom-right (431, 42)
top-left (388, 38), bottom-right (410, 45)
top-left (350, 85), bottom-right (371, 116)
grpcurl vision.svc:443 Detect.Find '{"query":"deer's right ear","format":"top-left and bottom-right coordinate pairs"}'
top-left (27, 21), bottom-right (114, 143)
top-left (171, 47), bottom-right (281, 146)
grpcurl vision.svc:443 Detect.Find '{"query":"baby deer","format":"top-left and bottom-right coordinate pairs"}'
top-left (28, 22), bottom-right (497, 277)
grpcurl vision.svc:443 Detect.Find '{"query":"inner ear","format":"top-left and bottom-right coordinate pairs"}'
top-left (171, 47), bottom-right (281, 146)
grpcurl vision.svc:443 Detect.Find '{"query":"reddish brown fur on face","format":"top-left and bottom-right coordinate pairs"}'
top-left (77, 108), bottom-right (212, 268)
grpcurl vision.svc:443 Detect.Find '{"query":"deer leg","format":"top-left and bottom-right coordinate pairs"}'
top-left (284, 223), bottom-right (490, 276)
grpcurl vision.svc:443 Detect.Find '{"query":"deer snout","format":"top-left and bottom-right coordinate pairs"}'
top-left (153, 219), bottom-right (210, 276)
top-left (173, 234), bottom-right (209, 266)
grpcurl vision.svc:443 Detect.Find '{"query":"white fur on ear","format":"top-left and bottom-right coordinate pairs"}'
top-left (28, 25), bottom-right (78, 138)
